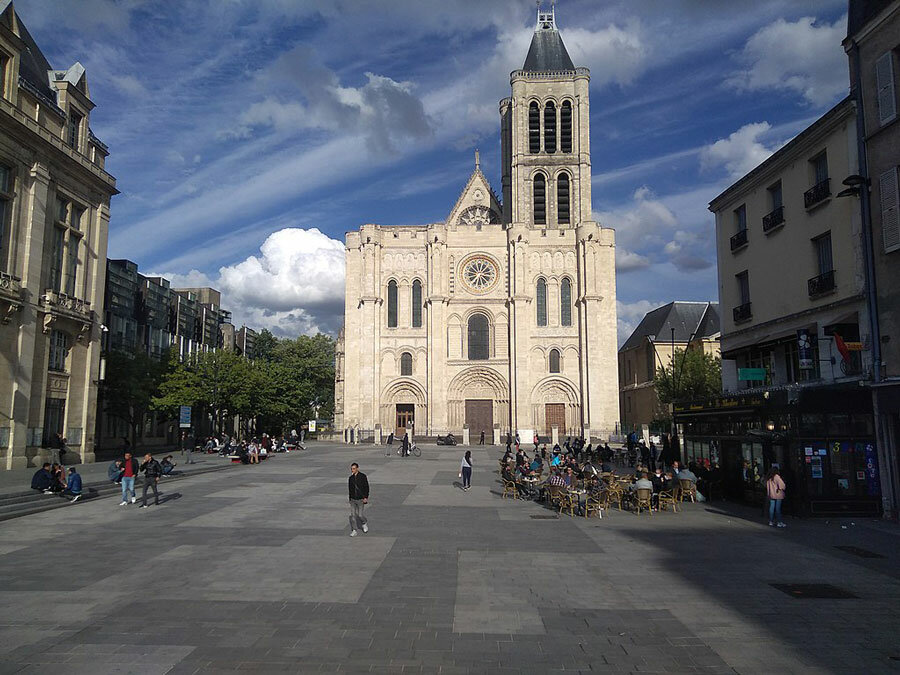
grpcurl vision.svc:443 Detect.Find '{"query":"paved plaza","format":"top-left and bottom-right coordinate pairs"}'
top-left (1, 443), bottom-right (899, 674)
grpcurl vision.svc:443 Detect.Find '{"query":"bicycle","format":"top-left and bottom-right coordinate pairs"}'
top-left (396, 443), bottom-right (421, 458)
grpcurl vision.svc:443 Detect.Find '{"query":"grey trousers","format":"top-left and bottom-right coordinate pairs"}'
top-left (349, 499), bottom-right (367, 531)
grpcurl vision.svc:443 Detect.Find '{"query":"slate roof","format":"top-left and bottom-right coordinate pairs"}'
top-left (15, 14), bottom-right (56, 101)
top-left (523, 27), bottom-right (574, 72)
top-left (847, 0), bottom-right (895, 37)
top-left (620, 302), bottom-right (720, 352)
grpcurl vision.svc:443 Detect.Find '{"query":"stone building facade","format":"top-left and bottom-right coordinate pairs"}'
top-left (0, 2), bottom-right (117, 468)
top-left (336, 8), bottom-right (619, 443)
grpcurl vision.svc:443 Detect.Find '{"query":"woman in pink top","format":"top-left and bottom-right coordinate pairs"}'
top-left (765, 467), bottom-right (787, 528)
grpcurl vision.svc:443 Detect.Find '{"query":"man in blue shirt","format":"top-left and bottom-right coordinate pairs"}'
top-left (31, 463), bottom-right (53, 493)
top-left (63, 467), bottom-right (83, 502)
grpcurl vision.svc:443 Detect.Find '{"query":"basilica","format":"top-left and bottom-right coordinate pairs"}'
top-left (335, 7), bottom-right (619, 443)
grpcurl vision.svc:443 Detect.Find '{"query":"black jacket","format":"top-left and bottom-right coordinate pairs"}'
top-left (141, 459), bottom-right (162, 480)
top-left (348, 472), bottom-right (369, 500)
top-left (31, 468), bottom-right (52, 490)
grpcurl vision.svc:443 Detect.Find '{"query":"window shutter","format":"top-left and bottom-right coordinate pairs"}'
top-left (881, 167), bottom-right (900, 253)
top-left (876, 52), bottom-right (897, 126)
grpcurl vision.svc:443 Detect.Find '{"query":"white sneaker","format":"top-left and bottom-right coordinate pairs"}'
top-left (71, 495), bottom-right (81, 502)
top-left (131, 497), bottom-right (136, 504)
top-left (777, 522), bottom-right (786, 528)
top-left (362, 524), bottom-right (368, 533)
top-left (768, 521), bottom-right (774, 526)
top-left (350, 530), bottom-right (358, 537)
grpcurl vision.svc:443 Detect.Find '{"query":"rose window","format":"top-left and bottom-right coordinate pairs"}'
top-left (462, 257), bottom-right (498, 292)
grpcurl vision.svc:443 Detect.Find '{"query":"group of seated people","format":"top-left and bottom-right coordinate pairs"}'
top-left (500, 444), bottom-right (707, 511)
top-left (31, 463), bottom-right (83, 502)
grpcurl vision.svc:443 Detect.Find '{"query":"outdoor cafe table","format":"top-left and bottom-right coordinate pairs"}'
top-left (521, 476), bottom-right (541, 498)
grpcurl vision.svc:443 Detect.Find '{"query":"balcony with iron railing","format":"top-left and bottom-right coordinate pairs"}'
top-left (804, 178), bottom-right (830, 208)
top-left (733, 302), bottom-right (752, 324)
top-left (808, 269), bottom-right (835, 297)
top-left (762, 205), bottom-right (785, 233)
top-left (730, 228), bottom-right (748, 252)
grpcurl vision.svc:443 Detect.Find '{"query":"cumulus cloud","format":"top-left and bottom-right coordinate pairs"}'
top-left (727, 15), bottom-right (848, 106)
top-left (616, 248), bottom-right (651, 273)
top-left (158, 227), bottom-right (346, 337)
top-left (231, 46), bottom-right (432, 153)
top-left (700, 122), bottom-right (778, 179)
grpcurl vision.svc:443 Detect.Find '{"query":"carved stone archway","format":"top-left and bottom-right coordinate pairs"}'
top-left (447, 367), bottom-right (510, 434)
top-left (380, 378), bottom-right (427, 436)
top-left (530, 376), bottom-right (580, 436)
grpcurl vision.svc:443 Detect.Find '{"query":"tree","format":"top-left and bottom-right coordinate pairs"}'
top-left (655, 347), bottom-right (721, 410)
top-left (253, 329), bottom-right (278, 362)
top-left (101, 348), bottom-right (171, 449)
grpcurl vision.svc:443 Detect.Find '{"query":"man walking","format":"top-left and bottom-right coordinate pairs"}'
top-left (348, 463), bottom-right (369, 537)
top-left (183, 430), bottom-right (195, 465)
top-left (119, 452), bottom-right (139, 505)
top-left (140, 453), bottom-right (163, 508)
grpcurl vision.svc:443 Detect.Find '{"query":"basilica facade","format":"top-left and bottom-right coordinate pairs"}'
top-left (335, 7), bottom-right (618, 443)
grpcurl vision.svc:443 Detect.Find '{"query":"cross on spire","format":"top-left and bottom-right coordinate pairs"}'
top-left (475, 148), bottom-right (480, 171)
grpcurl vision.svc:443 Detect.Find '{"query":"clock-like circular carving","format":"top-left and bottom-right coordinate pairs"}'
top-left (457, 205), bottom-right (500, 228)
top-left (473, 189), bottom-right (484, 201)
top-left (461, 256), bottom-right (499, 293)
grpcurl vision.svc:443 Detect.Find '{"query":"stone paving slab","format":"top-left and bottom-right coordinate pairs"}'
top-left (1, 443), bottom-right (900, 673)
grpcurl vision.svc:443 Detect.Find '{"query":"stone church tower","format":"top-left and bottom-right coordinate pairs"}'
top-left (336, 5), bottom-right (618, 443)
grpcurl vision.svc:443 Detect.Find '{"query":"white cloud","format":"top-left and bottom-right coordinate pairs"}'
top-left (616, 248), bottom-right (651, 272)
top-left (700, 122), bottom-right (778, 179)
top-left (157, 227), bottom-right (346, 337)
top-left (727, 15), bottom-right (848, 106)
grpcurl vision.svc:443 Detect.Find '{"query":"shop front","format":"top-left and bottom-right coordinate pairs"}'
top-left (674, 386), bottom-right (880, 516)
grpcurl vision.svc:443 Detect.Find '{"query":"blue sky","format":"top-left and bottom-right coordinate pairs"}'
top-left (21, 0), bottom-right (849, 341)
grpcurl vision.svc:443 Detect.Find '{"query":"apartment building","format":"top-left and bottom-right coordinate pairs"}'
top-left (0, 3), bottom-right (118, 469)
top-left (844, 0), bottom-right (900, 518)
top-left (675, 97), bottom-right (882, 516)
top-left (618, 302), bottom-right (720, 433)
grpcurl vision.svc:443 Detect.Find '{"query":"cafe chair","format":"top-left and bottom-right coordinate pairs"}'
top-left (502, 479), bottom-right (519, 499)
top-left (679, 480), bottom-right (697, 503)
top-left (634, 488), bottom-right (653, 515)
top-left (584, 492), bottom-right (606, 519)
top-left (658, 490), bottom-right (678, 513)
top-left (558, 491), bottom-right (577, 517)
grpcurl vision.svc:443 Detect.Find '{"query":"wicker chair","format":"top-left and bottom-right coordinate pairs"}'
top-left (558, 491), bottom-right (577, 516)
top-left (658, 489), bottom-right (678, 513)
top-left (606, 484), bottom-right (625, 511)
top-left (584, 492), bottom-right (607, 519)
top-left (634, 488), bottom-right (653, 515)
top-left (547, 483), bottom-right (563, 507)
top-left (679, 479), bottom-right (697, 503)
top-left (502, 479), bottom-right (519, 499)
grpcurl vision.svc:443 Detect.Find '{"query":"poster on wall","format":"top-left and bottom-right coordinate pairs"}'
top-left (864, 443), bottom-right (881, 496)
top-left (798, 329), bottom-right (814, 370)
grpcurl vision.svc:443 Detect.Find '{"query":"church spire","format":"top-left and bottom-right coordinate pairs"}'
top-left (523, 1), bottom-right (574, 72)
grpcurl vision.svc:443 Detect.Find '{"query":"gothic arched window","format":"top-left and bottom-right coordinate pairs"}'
top-left (549, 348), bottom-right (561, 373)
top-left (411, 279), bottom-right (423, 328)
top-left (536, 278), bottom-right (548, 326)
top-left (400, 351), bottom-right (413, 376)
top-left (560, 101), bottom-right (572, 153)
top-left (467, 313), bottom-right (490, 360)
top-left (533, 172), bottom-right (546, 225)
top-left (557, 173), bottom-right (570, 224)
top-left (560, 277), bottom-right (572, 326)
top-left (387, 280), bottom-right (398, 328)
top-left (544, 101), bottom-right (556, 153)
top-left (528, 102), bottom-right (541, 154)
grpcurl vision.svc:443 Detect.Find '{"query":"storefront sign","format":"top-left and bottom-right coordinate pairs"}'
top-left (738, 368), bottom-right (767, 381)
top-left (798, 329), bottom-right (814, 370)
top-left (804, 447), bottom-right (813, 456)
top-left (179, 405), bottom-right (192, 429)
top-left (864, 444), bottom-right (880, 496)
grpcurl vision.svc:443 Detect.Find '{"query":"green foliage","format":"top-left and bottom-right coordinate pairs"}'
top-left (253, 329), bottom-right (279, 361)
top-left (150, 332), bottom-right (335, 436)
top-left (654, 348), bottom-right (722, 408)
top-left (102, 348), bottom-right (172, 448)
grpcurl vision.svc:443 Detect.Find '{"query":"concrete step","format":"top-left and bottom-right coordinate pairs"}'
top-left (0, 463), bottom-right (235, 522)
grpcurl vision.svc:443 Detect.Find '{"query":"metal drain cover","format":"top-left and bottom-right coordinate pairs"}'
top-left (770, 583), bottom-right (858, 599)
top-left (835, 545), bottom-right (885, 559)
top-left (530, 515), bottom-right (559, 520)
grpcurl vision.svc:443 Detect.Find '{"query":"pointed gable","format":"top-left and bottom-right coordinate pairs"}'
top-left (446, 168), bottom-right (502, 229)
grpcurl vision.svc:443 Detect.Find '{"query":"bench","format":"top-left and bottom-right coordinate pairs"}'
top-left (228, 455), bottom-right (242, 464)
